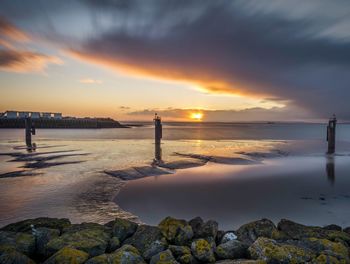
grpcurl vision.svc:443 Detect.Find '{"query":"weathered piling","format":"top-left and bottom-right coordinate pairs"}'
top-left (25, 117), bottom-right (36, 150)
top-left (327, 114), bottom-right (337, 154)
top-left (154, 113), bottom-right (162, 162)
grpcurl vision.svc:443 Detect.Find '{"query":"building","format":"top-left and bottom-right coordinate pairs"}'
top-left (0, 111), bottom-right (63, 119)
top-left (18, 112), bottom-right (30, 118)
top-left (42, 112), bottom-right (52, 119)
top-left (31, 112), bottom-right (41, 119)
top-left (53, 113), bottom-right (62, 119)
top-left (4, 111), bottom-right (18, 119)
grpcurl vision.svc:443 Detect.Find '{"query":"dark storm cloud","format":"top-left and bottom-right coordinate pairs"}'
top-left (1, 0), bottom-right (350, 119)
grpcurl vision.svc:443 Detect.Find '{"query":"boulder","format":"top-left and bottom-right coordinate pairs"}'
top-left (35, 227), bottom-right (60, 256)
top-left (189, 217), bottom-right (218, 240)
top-left (111, 218), bottom-right (138, 242)
top-left (124, 225), bottom-right (164, 256)
top-left (143, 239), bottom-right (168, 260)
top-left (178, 254), bottom-right (196, 264)
top-left (0, 231), bottom-right (36, 257)
top-left (150, 249), bottom-right (178, 264)
top-left (215, 260), bottom-right (266, 264)
top-left (191, 238), bottom-right (216, 263)
top-left (159, 217), bottom-right (193, 245)
top-left (215, 240), bottom-right (248, 260)
top-left (107, 236), bottom-right (120, 253)
top-left (0, 245), bottom-right (35, 264)
top-left (236, 219), bottom-right (278, 245)
top-left (343, 227), bottom-right (350, 236)
top-left (277, 219), bottom-right (350, 244)
top-left (43, 246), bottom-right (89, 264)
top-left (248, 237), bottom-right (315, 263)
top-left (86, 244), bottom-right (146, 264)
top-left (323, 224), bottom-right (342, 231)
top-left (62, 222), bottom-right (111, 234)
top-left (220, 232), bottom-right (238, 244)
top-left (0, 217), bottom-right (71, 233)
top-left (169, 245), bottom-right (191, 257)
top-left (45, 227), bottom-right (110, 257)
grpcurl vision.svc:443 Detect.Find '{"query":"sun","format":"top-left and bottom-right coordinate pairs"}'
top-left (190, 112), bottom-right (203, 121)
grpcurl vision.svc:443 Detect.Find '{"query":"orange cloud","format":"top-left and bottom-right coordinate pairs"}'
top-left (0, 50), bottom-right (63, 73)
top-left (79, 78), bottom-right (103, 84)
top-left (0, 17), bottom-right (29, 42)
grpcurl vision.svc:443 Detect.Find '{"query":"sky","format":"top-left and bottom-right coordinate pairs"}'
top-left (0, 0), bottom-right (350, 122)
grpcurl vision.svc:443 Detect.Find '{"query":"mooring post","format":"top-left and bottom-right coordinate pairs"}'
top-left (327, 114), bottom-right (337, 154)
top-left (25, 116), bottom-right (36, 150)
top-left (154, 113), bottom-right (162, 162)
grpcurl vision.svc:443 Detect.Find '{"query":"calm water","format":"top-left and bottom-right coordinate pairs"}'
top-left (1, 123), bottom-right (350, 229)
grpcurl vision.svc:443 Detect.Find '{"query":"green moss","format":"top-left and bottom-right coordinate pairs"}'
top-left (44, 246), bottom-right (89, 264)
top-left (158, 217), bottom-right (193, 245)
top-left (0, 245), bottom-right (35, 264)
top-left (191, 239), bottom-right (215, 263)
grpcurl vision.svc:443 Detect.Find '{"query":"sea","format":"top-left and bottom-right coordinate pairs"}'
top-left (1, 122), bottom-right (350, 230)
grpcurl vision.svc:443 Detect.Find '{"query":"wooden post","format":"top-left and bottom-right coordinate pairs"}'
top-left (25, 117), bottom-right (36, 150)
top-left (327, 114), bottom-right (337, 154)
top-left (154, 113), bottom-right (162, 162)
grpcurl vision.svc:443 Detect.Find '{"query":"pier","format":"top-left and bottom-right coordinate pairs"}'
top-left (327, 114), bottom-right (337, 154)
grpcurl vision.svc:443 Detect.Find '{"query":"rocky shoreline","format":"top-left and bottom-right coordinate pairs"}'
top-left (1, 217), bottom-right (350, 264)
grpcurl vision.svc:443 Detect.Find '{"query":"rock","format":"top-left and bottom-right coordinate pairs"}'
top-left (45, 228), bottom-right (110, 257)
top-left (277, 219), bottom-right (350, 244)
top-left (290, 237), bottom-right (350, 263)
top-left (216, 231), bottom-right (226, 245)
top-left (0, 245), bottom-right (35, 264)
top-left (0, 231), bottom-right (36, 257)
top-left (169, 245), bottom-right (191, 257)
top-left (189, 217), bottom-right (218, 240)
top-left (215, 240), bottom-right (248, 260)
top-left (191, 238), bottom-right (216, 263)
top-left (220, 232), bottom-right (238, 244)
top-left (236, 219), bottom-right (278, 245)
top-left (215, 260), bottom-right (266, 264)
top-left (150, 249), bottom-right (178, 264)
top-left (86, 244), bottom-right (146, 264)
top-left (178, 254), bottom-right (196, 264)
top-left (35, 227), bottom-right (60, 256)
top-left (323, 224), bottom-right (342, 231)
top-left (343, 227), bottom-right (350, 236)
top-left (43, 246), bottom-right (89, 264)
top-left (248, 237), bottom-right (315, 263)
top-left (143, 239), bottom-right (168, 260)
top-left (189, 217), bottom-right (204, 237)
top-left (0, 217), bottom-right (71, 233)
top-left (62, 222), bottom-right (111, 234)
top-left (107, 236), bottom-right (120, 253)
top-left (124, 225), bottom-right (164, 256)
top-left (159, 217), bottom-right (193, 245)
top-left (110, 218), bottom-right (138, 242)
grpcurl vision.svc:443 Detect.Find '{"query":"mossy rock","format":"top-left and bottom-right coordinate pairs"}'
top-left (0, 231), bottom-right (36, 257)
top-left (45, 228), bottom-right (110, 257)
top-left (0, 245), bottom-right (35, 264)
top-left (123, 225), bottom-right (164, 256)
top-left (323, 224), bottom-right (342, 231)
top-left (1, 218), bottom-right (70, 233)
top-left (87, 245), bottom-right (146, 264)
top-left (248, 237), bottom-right (315, 263)
top-left (236, 219), bottom-right (277, 245)
top-left (110, 218), bottom-right (138, 242)
top-left (191, 238), bottom-right (215, 263)
top-left (43, 246), bottom-right (89, 264)
top-left (168, 245), bottom-right (191, 257)
top-left (189, 217), bottom-right (218, 240)
top-left (150, 249), bottom-right (178, 264)
top-left (159, 217), bottom-right (193, 245)
top-left (215, 260), bottom-right (266, 264)
top-left (277, 219), bottom-right (350, 244)
top-left (143, 239), bottom-right (168, 260)
top-left (62, 222), bottom-right (111, 234)
top-left (107, 236), bottom-right (121, 253)
top-left (313, 254), bottom-right (346, 264)
top-left (215, 240), bottom-right (248, 260)
top-left (35, 227), bottom-right (60, 256)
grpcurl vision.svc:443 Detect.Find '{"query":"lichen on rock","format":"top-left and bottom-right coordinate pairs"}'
top-left (191, 238), bottom-right (215, 263)
top-left (43, 246), bottom-right (89, 264)
top-left (215, 240), bottom-right (248, 260)
top-left (149, 249), bottom-right (178, 264)
top-left (159, 217), bottom-right (193, 246)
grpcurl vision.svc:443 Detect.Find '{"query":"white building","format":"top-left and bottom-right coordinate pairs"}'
top-left (18, 112), bottom-right (30, 118)
top-left (4, 111), bottom-right (18, 119)
top-left (42, 112), bottom-right (52, 119)
top-left (31, 112), bottom-right (41, 119)
top-left (53, 113), bottom-right (62, 119)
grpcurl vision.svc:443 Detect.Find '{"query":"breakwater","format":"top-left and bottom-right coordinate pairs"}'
top-left (0, 118), bottom-right (127, 129)
top-left (1, 216), bottom-right (349, 263)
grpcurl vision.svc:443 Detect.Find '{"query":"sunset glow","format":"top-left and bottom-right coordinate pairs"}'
top-left (190, 112), bottom-right (203, 121)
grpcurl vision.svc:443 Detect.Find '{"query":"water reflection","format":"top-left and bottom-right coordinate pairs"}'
top-left (326, 155), bottom-right (335, 185)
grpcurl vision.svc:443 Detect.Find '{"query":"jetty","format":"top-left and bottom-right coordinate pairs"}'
top-left (0, 110), bottom-right (127, 129)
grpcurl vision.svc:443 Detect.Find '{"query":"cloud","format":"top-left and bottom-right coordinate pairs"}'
top-left (0, 49), bottom-right (63, 73)
top-left (2, 1), bottom-right (350, 119)
top-left (79, 78), bottom-right (103, 84)
top-left (127, 105), bottom-right (313, 122)
top-left (0, 17), bottom-right (29, 42)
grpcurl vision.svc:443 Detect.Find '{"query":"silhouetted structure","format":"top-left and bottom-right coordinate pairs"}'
top-left (154, 113), bottom-right (162, 162)
top-left (327, 114), bottom-right (337, 154)
top-left (25, 117), bottom-right (36, 150)
top-left (326, 155), bottom-right (335, 185)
